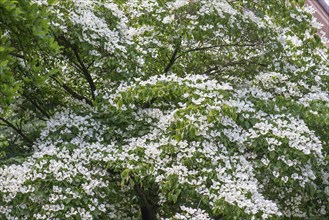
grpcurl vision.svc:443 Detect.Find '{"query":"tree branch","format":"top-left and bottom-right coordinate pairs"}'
top-left (56, 35), bottom-right (96, 100)
top-left (9, 52), bottom-right (25, 59)
top-left (164, 43), bottom-right (181, 73)
top-left (134, 183), bottom-right (158, 220)
top-left (130, 175), bottom-right (158, 220)
top-left (50, 76), bottom-right (93, 106)
top-left (0, 117), bottom-right (33, 146)
top-left (178, 43), bottom-right (258, 58)
top-left (201, 60), bottom-right (268, 75)
top-left (71, 44), bottom-right (96, 100)
top-left (21, 93), bottom-right (51, 119)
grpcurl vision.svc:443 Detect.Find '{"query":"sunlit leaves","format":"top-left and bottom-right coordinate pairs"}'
top-left (0, 0), bottom-right (329, 219)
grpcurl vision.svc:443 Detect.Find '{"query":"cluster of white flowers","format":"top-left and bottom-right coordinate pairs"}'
top-left (0, 110), bottom-right (140, 219)
top-left (3, 68), bottom-right (327, 218)
top-left (69, 0), bottom-right (129, 53)
top-left (99, 73), bottom-right (327, 218)
top-left (167, 206), bottom-right (211, 220)
top-left (1, 0), bottom-right (329, 219)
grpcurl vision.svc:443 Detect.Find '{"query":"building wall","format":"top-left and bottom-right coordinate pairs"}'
top-left (306, 0), bottom-right (329, 43)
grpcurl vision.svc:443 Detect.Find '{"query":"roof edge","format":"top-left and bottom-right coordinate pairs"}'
top-left (317, 0), bottom-right (329, 15)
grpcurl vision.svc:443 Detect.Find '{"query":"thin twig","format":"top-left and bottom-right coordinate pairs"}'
top-left (0, 117), bottom-right (33, 145)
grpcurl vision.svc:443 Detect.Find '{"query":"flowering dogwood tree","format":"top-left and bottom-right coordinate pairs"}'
top-left (0, 0), bottom-right (329, 219)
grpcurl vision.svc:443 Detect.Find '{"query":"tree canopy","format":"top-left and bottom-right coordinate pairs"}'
top-left (0, 0), bottom-right (329, 219)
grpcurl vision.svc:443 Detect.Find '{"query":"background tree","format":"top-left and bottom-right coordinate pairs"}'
top-left (0, 0), bottom-right (328, 219)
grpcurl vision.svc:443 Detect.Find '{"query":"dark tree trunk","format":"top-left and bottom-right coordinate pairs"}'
top-left (141, 205), bottom-right (157, 220)
top-left (132, 179), bottom-right (158, 220)
top-left (213, 214), bottom-right (223, 220)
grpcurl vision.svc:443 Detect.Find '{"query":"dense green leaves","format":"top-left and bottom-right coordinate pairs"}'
top-left (0, 0), bottom-right (329, 219)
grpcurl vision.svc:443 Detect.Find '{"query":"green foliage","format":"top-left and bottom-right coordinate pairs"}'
top-left (0, 0), bottom-right (329, 219)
